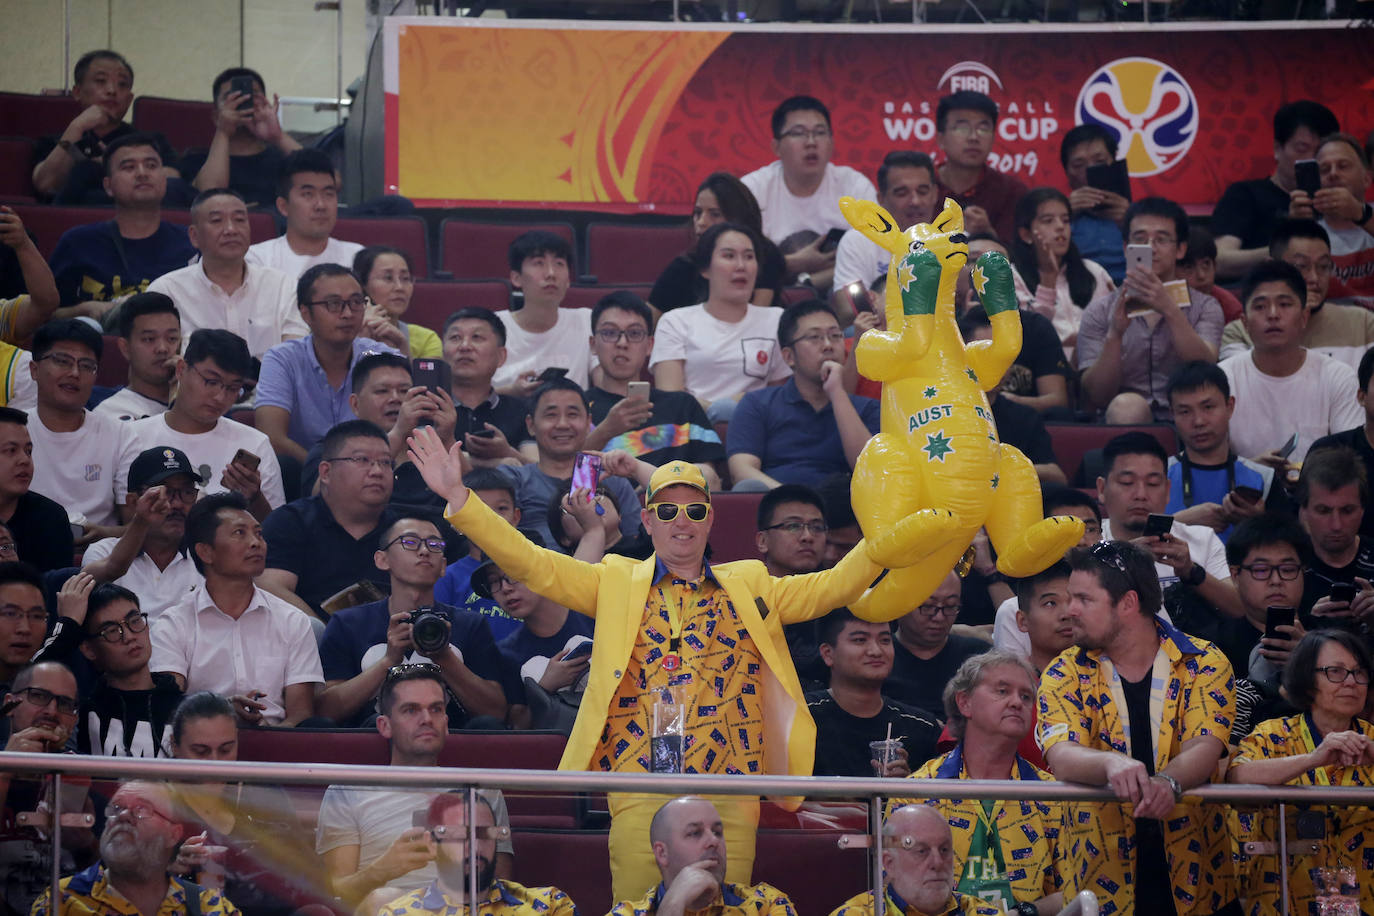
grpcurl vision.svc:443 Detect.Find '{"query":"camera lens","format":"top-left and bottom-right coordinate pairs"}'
top-left (411, 609), bottom-right (449, 655)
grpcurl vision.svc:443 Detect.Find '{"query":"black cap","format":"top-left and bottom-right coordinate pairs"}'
top-left (127, 446), bottom-right (206, 491)
top-left (471, 529), bottom-right (544, 600)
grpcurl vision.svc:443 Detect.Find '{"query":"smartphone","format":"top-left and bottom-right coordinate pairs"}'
top-left (819, 227), bottom-right (848, 253)
top-left (571, 452), bottom-right (602, 494)
top-left (1331, 582), bottom-right (1358, 604)
top-left (627, 380), bottom-right (650, 401)
top-left (1085, 159), bottom-right (1132, 201)
top-left (1232, 485), bottom-right (1263, 505)
top-left (1264, 605), bottom-right (1296, 641)
top-left (231, 448), bottom-right (261, 471)
top-left (468, 427), bottom-right (497, 439)
top-left (564, 640), bottom-right (593, 660)
top-left (412, 358), bottom-right (452, 395)
top-left (1295, 159), bottom-right (1321, 197)
top-left (229, 75), bottom-right (256, 112)
top-left (1277, 432), bottom-right (1299, 460)
top-left (1126, 244), bottom-right (1152, 274)
top-left (1144, 513), bottom-right (1174, 538)
top-left (537, 367), bottom-right (568, 383)
top-left (847, 280), bottom-right (874, 314)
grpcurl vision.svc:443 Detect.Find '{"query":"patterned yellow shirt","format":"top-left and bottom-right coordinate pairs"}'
top-left (887, 747), bottom-right (1064, 907)
top-left (827, 887), bottom-right (1003, 916)
top-left (30, 865), bottom-right (241, 916)
top-left (1230, 713), bottom-right (1374, 916)
top-left (377, 879), bottom-right (578, 916)
top-left (594, 563), bottom-right (764, 775)
top-left (608, 881), bottom-right (794, 916)
top-left (1037, 619), bottom-right (1237, 916)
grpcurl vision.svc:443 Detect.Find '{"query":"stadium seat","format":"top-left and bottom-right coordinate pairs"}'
top-left (97, 335), bottom-right (129, 388)
top-left (130, 96), bottom-right (214, 153)
top-left (585, 221), bottom-right (689, 285)
top-left (11, 204), bottom-right (122, 259)
top-left (0, 137), bottom-right (36, 200)
top-left (780, 286), bottom-right (818, 307)
top-left (409, 280), bottom-right (510, 332)
top-left (439, 219), bottom-right (576, 280)
top-left (334, 215), bottom-right (429, 278)
top-left (511, 830), bottom-right (612, 915)
top-left (1045, 422), bottom-right (1179, 483)
top-left (752, 829), bottom-right (870, 916)
top-left (560, 285), bottom-right (652, 311)
top-left (0, 92), bottom-right (84, 141)
top-left (708, 492), bottom-right (764, 563)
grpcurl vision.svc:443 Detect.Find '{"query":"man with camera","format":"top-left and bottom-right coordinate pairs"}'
top-left (316, 514), bottom-right (516, 728)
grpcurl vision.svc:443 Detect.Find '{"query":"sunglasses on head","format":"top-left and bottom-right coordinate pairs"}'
top-left (647, 502), bottom-right (709, 523)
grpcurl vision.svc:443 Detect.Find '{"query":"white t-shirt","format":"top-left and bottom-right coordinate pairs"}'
top-left (27, 409), bottom-right (138, 527)
top-left (81, 538), bottom-right (202, 620)
top-left (150, 584), bottom-right (323, 725)
top-left (741, 161), bottom-right (877, 244)
top-left (147, 262), bottom-right (307, 359)
top-left (832, 229), bottom-right (889, 292)
top-left (6, 352), bottom-right (35, 412)
top-left (246, 236), bottom-right (364, 278)
top-left (1101, 518), bottom-right (1230, 591)
top-left (649, 304), bottom-right (791, 403)
top-left (492, 307), bottom-right (594, 391)
top-left (1220, 350), bottom-right (1363, 463)
top-left (991, 595), bottom-right (1032, 657)
top-left (94, 387), bottom-right (169, 422)
top-left (115, 413), bottom-right (285, 509)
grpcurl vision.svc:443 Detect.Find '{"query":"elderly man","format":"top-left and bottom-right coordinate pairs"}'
top-left (31, 780), bottom-right (238, 916)
top-left (410, 427), bottom-right (896, 899)
top-left (829, 805), bottom-right (1003, 916)
top-left (607, 797), bottom-right (796, 916)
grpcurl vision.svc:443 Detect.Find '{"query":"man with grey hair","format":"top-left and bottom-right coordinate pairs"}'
top-left (829, 804), bottom-right (1002, 916)
top-left (889, 650), bottom-right (1063, 915)
top-left (31, 780), bottom-right (239, 916)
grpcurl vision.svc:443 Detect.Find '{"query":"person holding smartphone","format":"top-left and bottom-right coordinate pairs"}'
top-left (1218, 514), bottom-right (1310, 690)
top-left (182, 67), bottom-right (302, 210)
top-left (1291, 133), bottom-right (1374, 307)
top-left (1294, 446), bottom-right (1374, 631)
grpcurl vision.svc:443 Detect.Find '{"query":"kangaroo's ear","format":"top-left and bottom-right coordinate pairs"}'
top-left (930, 197), bottom-right (965, 235)
top-left (838, 197), bottom-right (907, 255)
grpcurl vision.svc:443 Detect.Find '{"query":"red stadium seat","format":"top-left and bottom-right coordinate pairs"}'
top-left (511, 830), bottom-right (612, 916)
top-left (333, 215), bottom-right (429, 278)
top-left (1045, 422), bottom-right (1178, 482)
top-left (0, 92), bottom-right (84, 141)
top-left (11, 204), bottom-right (119, 258)
top-left (97, 335), bottom-right (128, 388)
top-left (560, 285), bottom-right (653, 311)
top-left (439, 219), bottom-right (576, 280)
top-left (752, 829), bottom-right (870, 916)
top-left (0, 137), bottom-right (36, 200)
top-left (708, 492), bottom-right (764, 563)
top-left (780, 286), bottom-right (819, 306)
top-left (585, 221), bottom-right (689, 285)
top-left (409, 280), bottom-right (510, 332)
top-left (131, 96), bottom-right (214, 153)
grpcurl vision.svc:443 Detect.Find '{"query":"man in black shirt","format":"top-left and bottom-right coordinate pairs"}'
top-left (181, 67), bottom-right (302, 210)
top-left (806, 609), bottom-right (940, 778)
top-left (0, 408), bottom-right (73, 573)
top-left (441, 308), bottom-right (530, 467)
top-left (1311, 347), bottom-right (1374, 539)
top-left (885, 570), bottom-right (989, 716)
top-left (1294, 446), bottom-right (1374, 631)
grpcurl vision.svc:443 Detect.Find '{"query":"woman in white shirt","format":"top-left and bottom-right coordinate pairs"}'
top-left (649, 223), bottom-right (789, 423)
top-left (1010, 187), bottom-right (1115, 359)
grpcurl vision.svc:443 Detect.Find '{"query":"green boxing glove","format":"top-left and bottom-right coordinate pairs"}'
top-left (897, 247), bottom-right (942, 317)
top-left (973, 251), bottom-right (1017, 316)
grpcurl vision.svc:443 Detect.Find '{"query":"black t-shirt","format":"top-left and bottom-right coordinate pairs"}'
top-left (180, 146), bottom-right (287, 211)
top-left (804, 690), bottom-right (942, 777)
top-left (35, 125), bottom-right (189, 206)
top-left (648, 240), bottom-right (786, 314)
top-left (1212, 616), bottom-right (1263, 681)
top-left (586, 385), bottom-right (725, 467)
top-left (990, 395), bottom-right (1056, 465)
top-left (1119, 672), bottom-right (1178, 916)
top-left (1210, 178), bottom-right (1291, 252)
top-left (456, 392), bottom-right (531, 451)
top-left (1001, 309), bottom-right (1071, 400)
top-left (49, 220), bottom-right (197, 303)
top-left (885, 634), bottom-right (988, 715)
top-left (5, 491), bottom-right (75, 573)
top-left (262, 495), bottom-right (400, 615)
top-left (1310, 427), bottom-right (1374, 540)
top-left (1300, 537), bottom-right (1374, 632)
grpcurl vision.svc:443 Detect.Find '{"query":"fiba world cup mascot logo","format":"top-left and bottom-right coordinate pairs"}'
top-left (1075, 57), bottom-right (1198, 177)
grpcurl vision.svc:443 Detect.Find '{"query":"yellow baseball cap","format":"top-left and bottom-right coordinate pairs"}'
top-left (646, 461), bottom-right (710, 503)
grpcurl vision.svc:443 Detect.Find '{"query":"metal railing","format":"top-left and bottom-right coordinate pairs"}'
top-left (5, 751), bottom-right (1373, 916)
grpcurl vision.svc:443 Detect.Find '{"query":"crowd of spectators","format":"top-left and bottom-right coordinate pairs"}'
top-left (2, 45), bottom-right (1374, 916)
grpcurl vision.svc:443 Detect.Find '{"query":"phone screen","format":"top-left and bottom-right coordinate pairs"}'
top-left (1295, 159), bottom-right (1321, 197)
top-left (1264, 605), bottom-right (1295, 640)
top-left (848, 281), bottom-right (873, 314)
top-left (1144, 514), bottom-right (1174, 538)
top-left (571, 452), bottom-right (601, 494)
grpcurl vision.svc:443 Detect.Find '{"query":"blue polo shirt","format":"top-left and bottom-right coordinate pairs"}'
top-left (255, 335), bottom-right (397, 451)
top-left (726, 379), bottom-right (880, 488)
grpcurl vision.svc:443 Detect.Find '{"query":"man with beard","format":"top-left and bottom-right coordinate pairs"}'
top-left (31, 780), bottom-right (239, 916)
top-left (378, 793), bottom-right (575, 916)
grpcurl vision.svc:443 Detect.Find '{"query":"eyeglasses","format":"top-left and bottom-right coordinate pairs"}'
top-left (87, 612), bottom-right (149, 645)
top-left (105, 801), bottom-right (172, 824)
top-left (1127, 233), bottom-right (1178, 247)
top-left (762, 520), bottom-right (828, 536)
top-left (12, 686), bottom-right (79, 717)
top-left (914, 601), bottom-right (961, 619)
top-left (324, 454), bottom-right (395, 472)
top-left (787, 330), bottom-right (845, 347)
top-left (648, 502), bottom-right (709, 523)
top-left (778, 126), bottom-right (831, 142)
top-left (160, 486), bottom-right (200, 504)
top-left (1317, 665), bottom-right (1370, 685)
top-left (306, 294), bottom-right (368, 314)
top-left (0, 543), bottom-right (14, 556)
top-left (35, 352), bottom-right (98, 375)
top-left (1088, 541), bottom-right (1131, 574)
top-left (0, 606), bottom-right (47, 627)
top-left (484, 572), bottom-right (515, 592)
top-left (945, 123), bottom-right (994, 138)
top-left (188, 362), bottom-right (251, 400)
top-left (1238, 562), bottom-right (1302, 581)
top-left (384, 534), bottom-right (447, 554)
top-left (595, 327), bottom-right (649, 344)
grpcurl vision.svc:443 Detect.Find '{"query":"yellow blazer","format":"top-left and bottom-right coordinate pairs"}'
top-left (445, 493), bottom-right (884, 781)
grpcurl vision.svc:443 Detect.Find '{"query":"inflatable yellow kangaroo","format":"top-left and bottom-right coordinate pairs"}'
top-left (843, 196), bottom-right (1085, 620)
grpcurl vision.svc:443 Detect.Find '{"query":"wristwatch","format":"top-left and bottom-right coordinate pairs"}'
top-left (1157, 772), bottom-right (1184, 802)
top-left (1183, 563), bottom-right (1206, 588)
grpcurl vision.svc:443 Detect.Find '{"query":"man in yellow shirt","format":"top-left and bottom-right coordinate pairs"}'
top-left (409, 425), bottom-right (888, 898)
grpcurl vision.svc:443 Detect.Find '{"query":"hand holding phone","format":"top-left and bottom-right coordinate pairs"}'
top-left (1295, 159), bottom-right (1321, 197)
top-left (1144, 513), bottom-right (1174, 539)
top-left (571, 453), bottom-right (604, 515)
top-left (231, 448), bottom-right (261, 471)
top-left (538, 367), bottom-right (568, 383)
top-left (1277, 432), bottom-right (1299, 460)
top-left (1264, 605), bottom-right (1295, 641)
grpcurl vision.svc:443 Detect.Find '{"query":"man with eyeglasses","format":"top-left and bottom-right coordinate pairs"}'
top-left (257, 263), bottom-right (397, 466)
top-left (317, 514), bottom-right (514, 728)
top-left (1078, 197), bottom-right (1225, 421)
top-left (755, 485), bottom-right (828, 688)
top-left (741, 95), bottom-right (876, 284)
top-left (0, 564), bottom-right (64, 731)
top-left (148, 187), bottom-right (305, 359)
top-left (885, 569), bottom-right (989, 717)
top-left (120, 330), bottom-right (284, 521)
top-left (1040, 539), bottom-right (1239, 916)
top-left (1220, 514), bottom-right (1310, 689)
top-left (932, 91), bottom-right (1027, 244)
top-left (26, 319), bottom-right (139, 544)
top-left (0, 409), bottom-right (73, 573)
top-left (31, 780), bottom-right (239, 916)
top-left (584, 293), bottom-right (723, 488)
top-left (411, 431), bottom-right (891, 899)
top-left (728, 301), bottom-right (878, 492)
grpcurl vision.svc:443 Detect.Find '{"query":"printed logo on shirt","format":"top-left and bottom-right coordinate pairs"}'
top-left (84, 464), bottom-right (102, 482)
top-left (1075, 57), bottom-right (1198, 178)
top-left (741, 337), bottom-right (774, 380)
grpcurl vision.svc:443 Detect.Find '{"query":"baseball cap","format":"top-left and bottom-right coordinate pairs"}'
top-left (646, 461), bottom-right (710, 504)
top-left (471, 530), bottom-right (545, 601)
top-left (127, 446), bottom-right (206, 491)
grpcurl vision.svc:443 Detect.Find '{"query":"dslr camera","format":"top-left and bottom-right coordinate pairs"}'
top-left (406, 606), bottom-right (450, 655)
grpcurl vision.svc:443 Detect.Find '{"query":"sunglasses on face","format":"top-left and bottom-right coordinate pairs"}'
top-left (647, 502), bottom-right (709, 523)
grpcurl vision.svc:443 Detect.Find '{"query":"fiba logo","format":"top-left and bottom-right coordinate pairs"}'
top-left (936, 62), bottom-right (1003, 95)
top-left (1075, 57), bottom-right (1198, 178)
